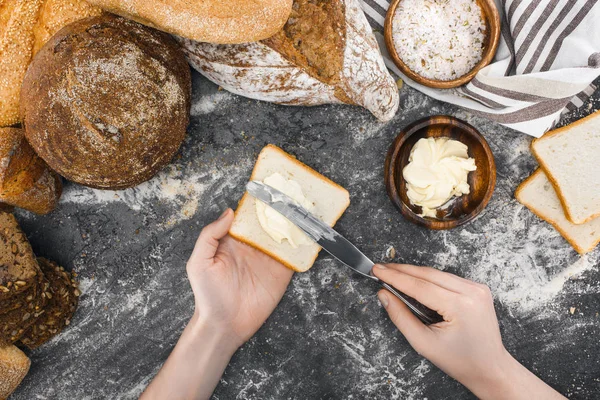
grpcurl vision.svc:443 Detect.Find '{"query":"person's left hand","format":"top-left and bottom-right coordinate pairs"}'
top-left (186, 208), bottom-right (294, 349)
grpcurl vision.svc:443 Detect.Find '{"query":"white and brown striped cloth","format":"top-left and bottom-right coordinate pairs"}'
top-left (361, 0), bottom-right (600, 137)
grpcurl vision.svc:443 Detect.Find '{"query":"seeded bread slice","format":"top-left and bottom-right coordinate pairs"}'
top-left (18, 258), bottom-right (80, 349)
top-left (0, 345), bottom-right (30, 399)
top-left (230, 145), bottom-right (350, 272)
top-left (516, 169), bottom-right (600, 254)
top-left (532, 110), bottom-right (600, 224)
top-left (0, 212), bottom-right (40, 300)
top-left (0, 270), bottom-right (48, 345)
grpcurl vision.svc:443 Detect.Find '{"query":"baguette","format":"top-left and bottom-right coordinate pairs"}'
top-left (531, 110), bottom-right (600, 224)
top-left (230, 145), bottom-right (350, 272)
top-left (178, 0), bottom-right (399, 122)
top-left (515, 169), bottom-right (600, 254)
top-left (86, 0), bottom-right (293, 44)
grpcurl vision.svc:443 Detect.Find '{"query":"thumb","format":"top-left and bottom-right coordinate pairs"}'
top-left (378, 290), bottom-right (433, 354)
top-left (191, 208), bottom-right (234, 262)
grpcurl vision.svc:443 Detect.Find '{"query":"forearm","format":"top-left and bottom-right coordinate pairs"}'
top-left (467, 351), bottom-right (566, 400)
top-left (141, 313), bottom-right (239, 400)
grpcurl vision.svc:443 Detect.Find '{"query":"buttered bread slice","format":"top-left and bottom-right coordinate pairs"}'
top-left (532, 110), bottom-right (600, 224)
top-left (230, 145), bottom-right (350, 272)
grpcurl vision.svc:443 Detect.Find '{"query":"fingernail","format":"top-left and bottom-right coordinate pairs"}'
top-left (218, 209), bottom-right (230, 220)
top-left (378, 292), bottom-right (389, 308)
top-left (375, 264), bottom-right (386, 270)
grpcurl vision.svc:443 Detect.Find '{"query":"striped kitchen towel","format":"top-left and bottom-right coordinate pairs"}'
top-left (361, 0), bottom-right (600, 137)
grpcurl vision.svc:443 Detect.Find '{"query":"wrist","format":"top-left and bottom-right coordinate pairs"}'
top-left (187, 312), bottom-right (241, 357)
top-left (464, 349), bottom-right (521, 400)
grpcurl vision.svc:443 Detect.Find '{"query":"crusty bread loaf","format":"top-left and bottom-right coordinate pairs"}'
top-left (516, 169), bottom-right (600, 254)
top-left (86, 0), bottom-right (293, 44)
top-left (0, 345), bottom-right (30, 399)
top-left (230, 145), bottom-right (350, 272)
top-left (0, 0), bottom-right (101, 127)
top-left (20, 14), bottom-right (191, 190)
top-left (532, 110), bottom-right (600, 224)
top-left (178, 0), bottom-right (399, 122)
top-left (0, 127), bottom-right (62, 215)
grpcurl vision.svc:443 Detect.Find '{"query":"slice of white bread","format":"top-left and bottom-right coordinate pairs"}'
top-left (0, 345), bottom-right (30, 399)
top-left (515, 169), bottom-right (600, 254)
top-left (230, 145), bottom-right (350, 272)
top-left (532, 110), bottom-right (600, 224)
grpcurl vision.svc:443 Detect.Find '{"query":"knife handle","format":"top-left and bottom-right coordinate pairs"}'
top-left (379, 281), bottom-right (444, 325)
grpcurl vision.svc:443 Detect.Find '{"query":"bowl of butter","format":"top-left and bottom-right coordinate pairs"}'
top-left (384, 115), bottom-right (496, 230)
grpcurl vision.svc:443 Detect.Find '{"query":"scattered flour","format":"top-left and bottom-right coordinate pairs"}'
top-left (61, 159), bottom-right (251, 227)
top-left (190, 91), bottom-right (234, 116)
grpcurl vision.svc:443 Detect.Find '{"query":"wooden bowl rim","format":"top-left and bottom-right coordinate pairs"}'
top-left (383, 0), bottom-right (501, 89)
top-left (384, 115), bottom-right (496, 230)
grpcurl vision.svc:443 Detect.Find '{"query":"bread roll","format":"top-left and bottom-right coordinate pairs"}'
top-left (0, 0), bottom-right (102, 127)
top-left (86, 0), bottom-right (293, 44)
top-left (178, 0), bottom-right (399, 122)
top-left (0, 127), bottom-right (62, 215)
top-left (0, 345), bottom-right (30, 399)
top-left (21, 14), bottom-right (191, 190)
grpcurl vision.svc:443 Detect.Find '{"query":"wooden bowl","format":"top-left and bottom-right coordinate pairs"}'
top-left (384, 0), bottom-right (501, 89)
top-left (384, 116), bottom-right (496, 230)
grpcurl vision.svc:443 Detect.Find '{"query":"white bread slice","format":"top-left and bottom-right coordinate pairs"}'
top-left (230, 145), bottom-right (350, 272)
top-left (531, 110), bottom-right (600, 224)
top-left (515, 169), bottom-right (600, 254)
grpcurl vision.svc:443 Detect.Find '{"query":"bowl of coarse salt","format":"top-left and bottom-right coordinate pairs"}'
top-left (384, 0), bottom-right (500, 89)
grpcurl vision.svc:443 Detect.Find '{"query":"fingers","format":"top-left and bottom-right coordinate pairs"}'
top-left (373, 264), bottom-right (456, 314)
top-left (190, 209), bottom-right (234, 263)
top-left (382, 264), bottom-right (476, 294)
top-left (378, 290), bottom-right (433, 352)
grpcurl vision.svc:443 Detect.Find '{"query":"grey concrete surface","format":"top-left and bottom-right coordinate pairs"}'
top-left (10, 73), bottom-right (600, 399)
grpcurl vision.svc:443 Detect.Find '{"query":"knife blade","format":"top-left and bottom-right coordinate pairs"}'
top-left (246, 181), bottom-right (444, 325)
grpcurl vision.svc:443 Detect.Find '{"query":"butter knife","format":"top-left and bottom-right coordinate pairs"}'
top-left (246, 181), bottom-right (444, 325)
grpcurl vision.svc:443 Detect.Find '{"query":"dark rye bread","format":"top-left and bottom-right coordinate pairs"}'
top-left (20, 14), bottom-right (191, 190)
top-left (0, 127), bottom-right (62, 215)
top-left (0, 270), bottom-right (48, 345)
top-left (0, 212), bottom-right (40, 300)
top-left (18, 258), bottom-right (80, 349)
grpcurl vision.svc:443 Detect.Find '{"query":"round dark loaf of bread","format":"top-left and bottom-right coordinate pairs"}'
top-left (20, 14), bottom-right (191, 190)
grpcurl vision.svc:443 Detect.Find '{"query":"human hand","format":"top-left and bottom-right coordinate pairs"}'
top-left (186, 208), bottom-right (294, 349)
top-left (373, 264), bottom-right (565, 400)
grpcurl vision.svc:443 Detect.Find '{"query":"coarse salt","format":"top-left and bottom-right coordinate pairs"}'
top-left (392, 0), bottom-right (485, 81)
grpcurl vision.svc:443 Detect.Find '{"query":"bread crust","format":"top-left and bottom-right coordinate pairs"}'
top-left (20, 14), bottom-right (191, 190)
top-left (0, 128), bottom-right (62, 214)
top-left (515, 169), bottom-right (599, 254)
top-left (229, 144), bottom-right (350, 272)
top-left (0, 0), bottom-right (102, 127)
top-left (86, 0), bottom-right (293, 44)
top-left (0, 345), bottom-right (30, 399)
top-left (531, 109), bottom-right (600, 225)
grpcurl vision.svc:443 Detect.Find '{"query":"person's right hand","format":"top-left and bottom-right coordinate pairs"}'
top-left (373, 264), bottom-right (565, 400)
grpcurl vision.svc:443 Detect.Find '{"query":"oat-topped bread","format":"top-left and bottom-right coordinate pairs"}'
top-left (0, 127), bottom-right (62, 214)
top-left (0, 0), bottom-right (102, 127)
top-left (86, 0), bottom-right (292, 44)
top-left (178, 0), bottom-right (399, 122)
top-left (0, 345), bottom-right (30, 399)
top-left (18, 258), bottom-right (80, 349)
top-left (0, 212), bottom-right (40, 300)
top-left (20, 14), bottom-right (191, 190)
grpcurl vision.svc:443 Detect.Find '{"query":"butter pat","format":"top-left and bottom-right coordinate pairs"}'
top-left (255, 173), bottom-right (314, 248)
top-left (402, 137), bottom-right (476, 218)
